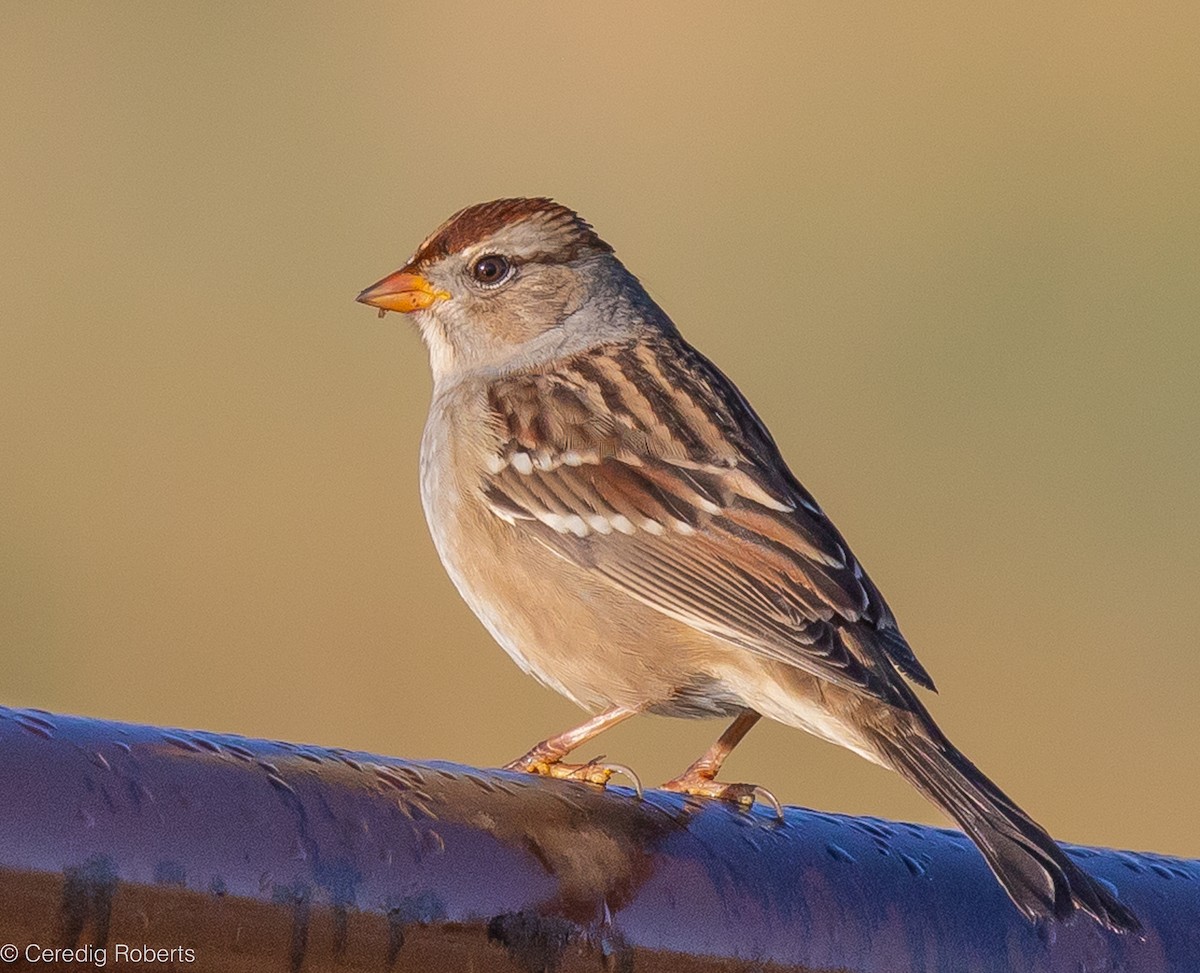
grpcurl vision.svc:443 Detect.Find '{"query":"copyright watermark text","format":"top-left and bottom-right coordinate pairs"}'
top-left (1, 943), bottom-right (195, 966)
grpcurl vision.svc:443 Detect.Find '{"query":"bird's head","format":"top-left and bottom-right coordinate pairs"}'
top-left (358, 198), bottom-right (647, 382)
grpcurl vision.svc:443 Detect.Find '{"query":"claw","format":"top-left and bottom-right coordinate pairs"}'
top-left (750, 785), bottom-right (785, 821)
top-left (661, 774), bottom-right (784, 820)
top-left (578, 757), bottom-right (643, 798)
top-left (504, 753), bottom-right (643, 798)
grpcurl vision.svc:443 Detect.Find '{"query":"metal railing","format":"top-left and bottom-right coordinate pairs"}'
top-left (0, 706), bottom-right (1194, 971)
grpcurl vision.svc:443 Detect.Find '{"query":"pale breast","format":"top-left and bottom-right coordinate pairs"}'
top-left (417, 381), bottom-right (748, 714)
top-left (420, 385), bottom-right (582, 697)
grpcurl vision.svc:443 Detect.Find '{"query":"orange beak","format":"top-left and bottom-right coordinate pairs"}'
top-left (356, 270), bottom-right (450, 314)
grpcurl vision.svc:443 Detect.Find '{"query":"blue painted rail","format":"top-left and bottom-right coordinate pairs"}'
top-left (0, 706), bottom-right (1195, 971)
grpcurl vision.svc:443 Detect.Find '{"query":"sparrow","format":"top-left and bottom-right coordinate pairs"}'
top-left (356, 198), bottom-right (1139, 932)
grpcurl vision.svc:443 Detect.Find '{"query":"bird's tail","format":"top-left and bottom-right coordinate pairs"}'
top-left (871, 716), bottom-right (1140, 933)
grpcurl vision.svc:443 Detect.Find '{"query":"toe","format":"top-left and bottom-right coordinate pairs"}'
top-left (659, 776), bottom-right (784, 818)
top-left (505, 756), bottom-right (643, 797)
top-left (568, 758), bottom-right (643, 797)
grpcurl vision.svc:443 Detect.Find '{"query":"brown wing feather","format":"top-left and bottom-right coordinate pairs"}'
top-left (481, 338), bottom-right (936, 701)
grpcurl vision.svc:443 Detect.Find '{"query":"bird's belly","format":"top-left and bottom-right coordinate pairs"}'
top-left (712, 661), bottom-right (884, 764)
top-left (420, 451), bottom-right (745, 715)
top-left (420, 464), bottom-right (887, 764)
top-left (417, 412), bottom-right (873, 739)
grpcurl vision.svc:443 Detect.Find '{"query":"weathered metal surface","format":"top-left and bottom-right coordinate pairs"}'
top-left (0, 706), bottom-right (1194, 971)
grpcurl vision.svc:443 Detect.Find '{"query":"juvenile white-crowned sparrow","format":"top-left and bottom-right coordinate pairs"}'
top-left (357, 198), bottom-right (1138, 932)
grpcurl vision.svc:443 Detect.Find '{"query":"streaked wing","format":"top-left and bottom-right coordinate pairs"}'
top-left (480, 338), bottom-right (935, 703)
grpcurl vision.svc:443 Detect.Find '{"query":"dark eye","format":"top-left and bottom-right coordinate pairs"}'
top-left (470, 254), bottom-right (512, 286)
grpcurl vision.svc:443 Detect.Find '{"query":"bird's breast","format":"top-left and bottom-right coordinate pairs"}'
top-left (415, 383), bottom-right (785, 717)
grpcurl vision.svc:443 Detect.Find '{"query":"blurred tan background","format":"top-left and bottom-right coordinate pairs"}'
top-left (1, 3), bottom-right (1197, 856)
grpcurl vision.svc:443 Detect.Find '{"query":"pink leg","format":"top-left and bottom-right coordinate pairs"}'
top-left (662, 710), bottom-right (782, 818)
top-left (504, 705), bottom-right (643, 794)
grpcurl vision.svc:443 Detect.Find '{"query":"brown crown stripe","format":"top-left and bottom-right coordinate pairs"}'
top-left (409, 198), bottom-right (613, 269)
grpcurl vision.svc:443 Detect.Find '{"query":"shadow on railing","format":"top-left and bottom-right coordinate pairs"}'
top-left (0, 706), bottom-right (1195, 972)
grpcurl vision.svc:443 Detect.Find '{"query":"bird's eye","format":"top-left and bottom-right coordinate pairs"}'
top-left (470, 254), bottom-right (512, 287)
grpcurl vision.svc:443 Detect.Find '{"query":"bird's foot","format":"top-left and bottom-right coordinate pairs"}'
top-left (504, 752), bottom-right (643, 797)
top-left (660, 771), bottom-right (784, 820)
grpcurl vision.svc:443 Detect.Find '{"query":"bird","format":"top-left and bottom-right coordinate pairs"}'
top-left (356, 197), bottom-right (1139, 932)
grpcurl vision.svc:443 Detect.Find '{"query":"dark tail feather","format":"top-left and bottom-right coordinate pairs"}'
top-left (875, 726), bottom-right (1141, 933)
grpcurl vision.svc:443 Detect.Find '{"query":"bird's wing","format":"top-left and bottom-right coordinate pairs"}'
top-left (480, 338), bottom-right (935, 703)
